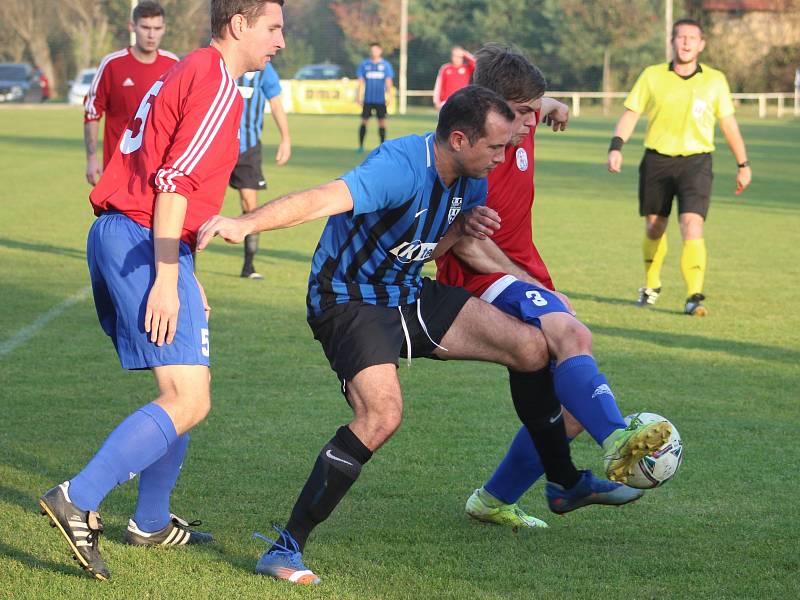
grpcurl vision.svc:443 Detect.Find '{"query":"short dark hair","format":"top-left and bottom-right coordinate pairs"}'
top-left (369, 42), bottom-right (381, 48)
top-left (473, 43), bottom-right (547, 104)
top-left (132, 1), bottom-right (165, 22)
top-left (436, 85), bottom-right (515, 145)
top-left (672, 18), bottom-right (704, 39)
top-left (210, 0), bottom-right (284, 39)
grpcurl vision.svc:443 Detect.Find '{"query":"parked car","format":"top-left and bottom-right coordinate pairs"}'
top-left (0, 63), bottom-right (43, 103)
top-left (68, 68), bottom-right (98, 106)
top-left (292, 63), bottom-right (344, 80)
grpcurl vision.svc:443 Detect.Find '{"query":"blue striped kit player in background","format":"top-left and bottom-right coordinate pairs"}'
top-left (230, 62), bottom-right (291, 279)
top-left (356, 42), bottom-right (394, 153)
top-left (198, 86), bottom-right (629, 585)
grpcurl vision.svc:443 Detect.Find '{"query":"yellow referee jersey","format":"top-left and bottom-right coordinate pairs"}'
top-left (624, 63), bottom-right (735, 156)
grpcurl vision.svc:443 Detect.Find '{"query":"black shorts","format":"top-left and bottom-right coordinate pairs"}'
top-left (638, 149), bottom-right (713, 219)
top-left (308, 278), bottom-right (471, 386)
top-left (361, 103), bottom-right (387, 120)
top-left (229, 144), bottom-right (267, 190)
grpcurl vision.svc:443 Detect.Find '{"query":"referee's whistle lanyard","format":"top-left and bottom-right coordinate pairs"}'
top-left (397, 299), bottom-right (448, 367)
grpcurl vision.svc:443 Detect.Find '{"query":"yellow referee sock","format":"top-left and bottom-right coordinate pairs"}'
top-left (643, 234), bottom-right (667, 290)
top-left (681, 238), bottom-right (707, 297)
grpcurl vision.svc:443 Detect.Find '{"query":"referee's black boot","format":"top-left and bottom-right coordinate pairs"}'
top-left (684, 293), bottom-right (708, 316)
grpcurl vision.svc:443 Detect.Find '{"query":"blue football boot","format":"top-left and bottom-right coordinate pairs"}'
top-left (546, 470), bottom-right (644, 514)
top-left (253, 526), bottom-right (320, 585)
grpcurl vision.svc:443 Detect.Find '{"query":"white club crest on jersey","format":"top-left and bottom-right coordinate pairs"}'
top-left (516, 148), bottom-right (529, 171)
top-left (447, 196), bottom-right (463, 224)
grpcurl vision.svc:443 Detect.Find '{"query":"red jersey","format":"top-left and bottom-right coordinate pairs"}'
top-left (85, 47), bottom-right (179, 166)
top-left (436, 116), bottom-right (555, 294)
top-left (433, 57), bottom-right (476, 106)
top-left (89, 46), bottom-right (243, 249)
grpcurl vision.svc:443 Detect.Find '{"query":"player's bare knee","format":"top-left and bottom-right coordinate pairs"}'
top-left (509, 326), bottom-right (548, 372)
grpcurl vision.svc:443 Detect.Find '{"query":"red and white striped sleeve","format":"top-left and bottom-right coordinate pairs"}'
top-left (152, 57), bottom-right (241, 198)
top-left (84, 49), bottom-right (127, 123)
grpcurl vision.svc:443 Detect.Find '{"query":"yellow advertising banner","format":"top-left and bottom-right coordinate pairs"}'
top-left (288, 80), bottom-right (397, 115)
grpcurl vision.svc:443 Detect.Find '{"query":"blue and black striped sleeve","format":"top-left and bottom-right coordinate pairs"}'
top-left (339, 143), bottom-right (418, 216)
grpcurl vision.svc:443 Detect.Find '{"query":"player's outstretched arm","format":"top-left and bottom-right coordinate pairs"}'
top-left (719, 114), bottom-right (752, 195)
top-left (607, 109), bottom-right (641, 173)
top-left (452, 234), bottom-right (539, 284)
top-left (540, 97), bottom-right (570, 132)
top-left (197, 180), bottom-right (354, 251)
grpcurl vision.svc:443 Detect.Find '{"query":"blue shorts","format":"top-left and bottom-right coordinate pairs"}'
top-left (480, 275), bottom-right (570, 328)
top-left (87, 213), bottom-right (210, 370)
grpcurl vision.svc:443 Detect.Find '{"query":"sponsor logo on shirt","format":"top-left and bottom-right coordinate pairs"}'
top-left (390, 240), bottom-right (438, 263)
top-left (122, 77), bottom-right (135, 87)
top-left (365, 71), bottom-right (385, 79)
top-left (447, 196), bottom-right (463, 224)
top-left (516, 148), bottom-right (529, 171)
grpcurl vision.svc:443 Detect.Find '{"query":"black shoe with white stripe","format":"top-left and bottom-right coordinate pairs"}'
top-left (124, 514), bottom-right (213, 547)
top-left (39, 481), bottom-right (110, 581)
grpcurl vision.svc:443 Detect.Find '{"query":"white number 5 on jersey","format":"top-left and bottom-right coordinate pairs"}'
top-left (120, 80), bottom-right (163, 155)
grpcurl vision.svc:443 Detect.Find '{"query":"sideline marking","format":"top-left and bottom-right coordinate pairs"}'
top-left (0, 286), bottom-right (91, 359)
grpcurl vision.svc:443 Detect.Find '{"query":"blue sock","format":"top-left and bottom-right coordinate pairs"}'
top-left (133, 433), bottom-right (189, 532)
top-left (485, 426), bottom-right (569, 505)
top-left (69, 403), bottom-right (178, 512)
top-left (553, 355), bottom-right (626, 445)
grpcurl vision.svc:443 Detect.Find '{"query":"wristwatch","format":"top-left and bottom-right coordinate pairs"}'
top-left (737, 161), bottom-right (750, 169)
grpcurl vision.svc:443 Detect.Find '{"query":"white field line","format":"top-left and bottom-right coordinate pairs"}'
top-left (0, 286), bottom-right (91, 359)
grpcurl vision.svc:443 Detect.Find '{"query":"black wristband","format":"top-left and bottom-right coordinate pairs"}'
top-left (609, 136), bottom-right (624, 152)
top-left (737, 160), bottom-right (750, 169)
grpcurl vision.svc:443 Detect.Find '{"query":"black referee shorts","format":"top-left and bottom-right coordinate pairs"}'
top-left (229, 144), bottom-right (267, 190)
top-left (638, 149), bottom-right (713, 219)
top-left (308, 278), bottom-right (471, 387)
top-left (361, 102), bottom-right (387, 120)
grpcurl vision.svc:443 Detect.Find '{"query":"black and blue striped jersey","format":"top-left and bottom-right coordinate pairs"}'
top-left (236, 64), bottom-right (281, 153)
top-left (357, 59), bottom-right (394, 105)
top-left (307, 133), bottom-right (488, 317)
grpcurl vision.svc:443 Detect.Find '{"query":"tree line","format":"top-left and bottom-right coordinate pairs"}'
top-left (1, 0), bottom-right (797, 99)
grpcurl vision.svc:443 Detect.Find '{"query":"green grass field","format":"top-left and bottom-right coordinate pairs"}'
top-left (1, 106), bottom-right (798, 599)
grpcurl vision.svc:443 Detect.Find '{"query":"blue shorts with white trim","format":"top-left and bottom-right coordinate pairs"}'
top-left (87, 212), bottom-right (210, 370)
top-left (481, 275), bottom-right (570, 328)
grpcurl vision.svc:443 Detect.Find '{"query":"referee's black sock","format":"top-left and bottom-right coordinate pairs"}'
top-left (508, 368), bottom-right (581, 489)
top-left (379, 126), bottom-right (386, 143)
top-left (358, 124), bottom-right (366, 148)
top-left (284, 426), bottom-right (372, 552)
top-left (243, 233), bottom-right (259, 270)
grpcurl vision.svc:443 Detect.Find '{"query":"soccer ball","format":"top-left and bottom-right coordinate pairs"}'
top-left (622, 412), bottom-right (684, 489)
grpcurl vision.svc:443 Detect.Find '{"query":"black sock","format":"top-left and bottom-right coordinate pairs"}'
top-left (358, 124), bottom-right (366, 147)
top-left (508, 368), bottom-right (581, 488)
top-left (379, 126), bottom-right (386, 143)
top-left (243, 233), bottom-right (259, 270)
top-left (284, 426), bottom-right (372, 551)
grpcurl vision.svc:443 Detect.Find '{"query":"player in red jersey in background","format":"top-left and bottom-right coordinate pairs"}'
top-left (437, 44), bottom-right (669, 528)
top-left (432, 46), bottom-right (475, 110)
top-left (83, 1), bottom-right (178, 185)
top-left (39, 0), bottom-right (285, 581)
